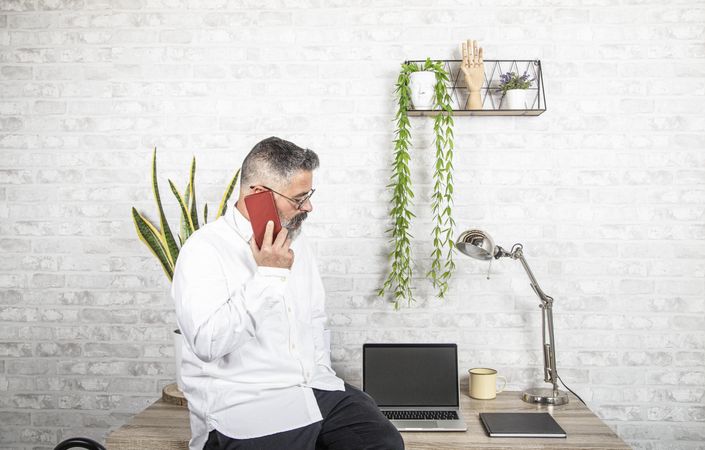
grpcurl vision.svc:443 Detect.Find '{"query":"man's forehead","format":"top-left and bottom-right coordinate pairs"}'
top-left (286, 170), bottom-right (313, 190)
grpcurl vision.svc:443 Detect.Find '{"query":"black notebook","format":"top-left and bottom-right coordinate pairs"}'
top-left (479, 412), bottom-right (567, 438)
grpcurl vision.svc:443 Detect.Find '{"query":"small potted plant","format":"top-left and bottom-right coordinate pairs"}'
top-left (379, 58), bottom-right (456, 309)
top-left (497, 71), bottom-right (533, 110)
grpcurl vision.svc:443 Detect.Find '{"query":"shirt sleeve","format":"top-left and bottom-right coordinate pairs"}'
top-left (308, 250), bottom-right (337, 378)
top-left (171, 237), bottom-right (290, 363)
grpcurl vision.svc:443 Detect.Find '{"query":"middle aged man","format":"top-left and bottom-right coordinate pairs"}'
top-left (172, 136), bottom-right (404, 450)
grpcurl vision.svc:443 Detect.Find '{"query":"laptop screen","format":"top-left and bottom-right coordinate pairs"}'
top-left (363, 343), bottom-right (459, 407)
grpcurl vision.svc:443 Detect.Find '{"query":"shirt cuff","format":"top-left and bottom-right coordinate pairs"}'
top-left (256, 266), bottom-right (291, 281)
top-left (240, 266), bottom-right (291, 318)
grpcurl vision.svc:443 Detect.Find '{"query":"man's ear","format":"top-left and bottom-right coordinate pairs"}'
top-left (248, 185), bottom-right (265, 193)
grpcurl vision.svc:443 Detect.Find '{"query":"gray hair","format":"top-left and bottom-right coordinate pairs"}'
top-left (241, 136), bottom-right (320, 189)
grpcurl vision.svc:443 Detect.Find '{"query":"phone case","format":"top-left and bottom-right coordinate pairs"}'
top-left (244, 190), bottom-right (282, 248)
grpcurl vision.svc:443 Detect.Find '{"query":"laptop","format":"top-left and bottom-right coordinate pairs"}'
top-left (362, 343), bottom-right (468, 432)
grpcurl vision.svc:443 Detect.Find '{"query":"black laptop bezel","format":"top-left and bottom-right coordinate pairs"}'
top-left (362, 343), bottom-right (460, 408)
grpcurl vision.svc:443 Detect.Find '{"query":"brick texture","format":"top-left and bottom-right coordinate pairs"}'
top-left (1, 1), bottom-right (704, 449)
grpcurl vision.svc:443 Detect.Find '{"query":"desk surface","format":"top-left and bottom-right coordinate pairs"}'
top-left (106, 390), bottom-right (629, 450)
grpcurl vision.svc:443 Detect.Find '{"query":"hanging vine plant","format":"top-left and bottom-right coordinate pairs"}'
top-left (379, 58), bottom-right (456, 309)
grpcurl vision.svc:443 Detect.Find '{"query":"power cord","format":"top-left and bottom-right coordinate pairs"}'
top-left (557, 375), bottom-right (586, 406)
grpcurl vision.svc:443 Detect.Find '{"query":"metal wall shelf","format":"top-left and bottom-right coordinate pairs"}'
top-left (405, 59), bottom-right (546, 117)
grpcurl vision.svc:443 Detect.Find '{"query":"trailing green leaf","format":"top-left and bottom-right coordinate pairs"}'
top-left (426, 60), bottom-right (456, 299)
top-left (379, 58), bottom-right (457, 308)
top-left (379, 61), bottom-right (421, 309)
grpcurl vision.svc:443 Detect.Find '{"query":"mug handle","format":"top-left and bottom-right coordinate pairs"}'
top-left (496, 375), bottom-right (507, 394)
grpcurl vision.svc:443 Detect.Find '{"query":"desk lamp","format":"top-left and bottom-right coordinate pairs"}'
top-left (455, 229), bottom-right (569, 405)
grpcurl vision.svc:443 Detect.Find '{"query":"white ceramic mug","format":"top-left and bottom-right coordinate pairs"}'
top-left (468, 368), bottom-right (506, 400)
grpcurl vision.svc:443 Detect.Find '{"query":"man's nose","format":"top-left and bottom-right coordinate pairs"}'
top-left (300, 197), bottom-right (313, 213)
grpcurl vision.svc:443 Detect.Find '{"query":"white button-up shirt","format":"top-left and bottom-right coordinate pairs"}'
top-left (171, 207), bottom-right (344, 450)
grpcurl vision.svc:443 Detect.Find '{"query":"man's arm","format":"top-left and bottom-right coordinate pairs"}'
top-left (172, 239), bottom-right (289, 363)
top-left (309, 250), bottom-right (336, 374)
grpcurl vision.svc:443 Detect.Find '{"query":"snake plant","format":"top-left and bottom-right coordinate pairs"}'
top-left (131, 148), bottom-right (240, 281)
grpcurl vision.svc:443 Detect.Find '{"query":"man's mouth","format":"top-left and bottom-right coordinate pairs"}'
top-left (283, 212), bottom-right (308, 231)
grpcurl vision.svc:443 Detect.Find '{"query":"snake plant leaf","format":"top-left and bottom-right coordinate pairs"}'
top-left (151, 148), bottom-right (180, 265)
top-left (135, 206), bottom-right (168, 250)
top-left (216, 168), bottom-right (240, 218)
top-left (188, 157), bottom-right (200, 231)
top-left (133, 150), bottom-right (245, 284)
top-left (131, 207), bottom-right (174, 281)
top-left (169, 179), bottom-right (194, 242)
top-left (180, 182), bottom-right (191, 243)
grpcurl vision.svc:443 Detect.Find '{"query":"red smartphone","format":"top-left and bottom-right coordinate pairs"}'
top-left (244, 190), bottom-right (282, 248)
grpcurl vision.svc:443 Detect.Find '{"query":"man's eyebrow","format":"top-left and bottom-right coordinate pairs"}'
top-left (293, 189), bottom-right (311, 197)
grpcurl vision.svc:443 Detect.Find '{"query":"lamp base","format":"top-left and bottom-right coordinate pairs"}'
top-left (522, 387), bottom-right (569, 405)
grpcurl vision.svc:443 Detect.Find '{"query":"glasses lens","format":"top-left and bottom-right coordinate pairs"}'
top-left (297, 189), bottom-right (315, 208)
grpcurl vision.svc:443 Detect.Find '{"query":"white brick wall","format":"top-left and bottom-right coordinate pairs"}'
top-left (1, 0), bottom-right (704, 448)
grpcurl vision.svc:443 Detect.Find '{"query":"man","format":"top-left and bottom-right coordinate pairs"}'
top-left (172, 137), bottom-right (404, 450)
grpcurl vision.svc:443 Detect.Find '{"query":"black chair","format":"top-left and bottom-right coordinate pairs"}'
top-left (54, 437), bottom-right (106, 450)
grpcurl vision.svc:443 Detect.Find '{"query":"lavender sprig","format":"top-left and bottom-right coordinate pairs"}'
top-left (497, 71), bottom-right (534, 95)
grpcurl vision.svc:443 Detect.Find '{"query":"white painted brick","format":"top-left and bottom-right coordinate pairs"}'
top-left (0, 66), bottom-right (31, 81)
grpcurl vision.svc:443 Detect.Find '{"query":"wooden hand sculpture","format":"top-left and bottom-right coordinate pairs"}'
top-left (461, 39), bottom-right (484, 110)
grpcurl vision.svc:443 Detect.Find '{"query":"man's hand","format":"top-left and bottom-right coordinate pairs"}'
top-left (250, 221), bottom-right (294, 269)
top-left (460, 39), bottom-right (484, 110)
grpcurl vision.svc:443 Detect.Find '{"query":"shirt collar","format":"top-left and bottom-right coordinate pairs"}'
top-left (224, 202), bottom-right (253, 242)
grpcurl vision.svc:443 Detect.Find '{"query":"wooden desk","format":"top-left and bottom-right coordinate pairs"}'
top-left (106, 391), bottom-right (629, 449)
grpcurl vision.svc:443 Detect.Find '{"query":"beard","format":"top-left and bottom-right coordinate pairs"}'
top-left (280, 212), bottom-right (308, 241)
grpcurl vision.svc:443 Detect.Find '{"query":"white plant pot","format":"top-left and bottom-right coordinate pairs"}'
top-left (409, 71), bottom-right (437, 109)
top-left (503, 89), bottom-right (529, 110)
top-left (173, 328), bottom-right (184, 390)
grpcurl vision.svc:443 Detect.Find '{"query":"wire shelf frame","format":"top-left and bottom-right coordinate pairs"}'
top-left (404, 59), bottom-right (546, 116)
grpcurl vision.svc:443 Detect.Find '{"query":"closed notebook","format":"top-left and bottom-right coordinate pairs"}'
top-left (479, 412), bottom-right (567, 438)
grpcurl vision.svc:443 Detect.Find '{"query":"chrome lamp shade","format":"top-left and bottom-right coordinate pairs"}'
top-left (455, 229), bottom-right (569, 406)
top-left (455, 230), bottom-right (496, 260)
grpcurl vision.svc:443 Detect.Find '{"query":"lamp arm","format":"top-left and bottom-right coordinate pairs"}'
top-left (509, 246), bottom-right (561, 392)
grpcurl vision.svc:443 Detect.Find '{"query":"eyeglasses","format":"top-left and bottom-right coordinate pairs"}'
top-left (251, 185), bottom-right (316, 210)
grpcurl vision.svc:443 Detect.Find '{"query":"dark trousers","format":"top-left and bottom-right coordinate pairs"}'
top-left (203, 383), bottom-right (404, 450)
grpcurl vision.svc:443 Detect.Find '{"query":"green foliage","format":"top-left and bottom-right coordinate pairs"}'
top-left (378, 61), bottom-right (417, 309)
top-left (497, 71), bottom-right (533, 95)
top-left (131, 148), bottom-right (240, 281)
top-left (426, 60), bottom-right (456, 300)
top-left (379, 58), bottom-right (456, 309)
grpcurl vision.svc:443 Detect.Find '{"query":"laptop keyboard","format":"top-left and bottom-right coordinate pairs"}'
top-left (384, 410), bottom-right (459, 421)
